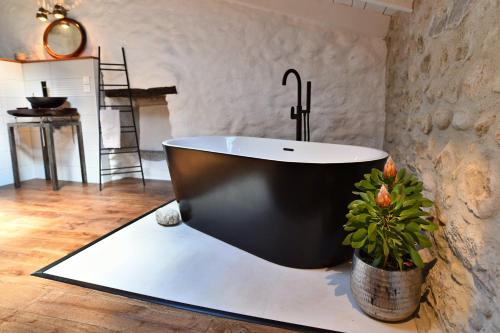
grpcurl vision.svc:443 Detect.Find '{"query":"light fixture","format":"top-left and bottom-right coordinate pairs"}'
top-left (53, 4), bottom-right (67, 19)
top-left (36, 7), bottom-right (49, 21)
top-left (35, 4), bottom-right (69, 22)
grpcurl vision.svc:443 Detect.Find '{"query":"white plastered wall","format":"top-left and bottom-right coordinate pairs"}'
top-left (0, 0), bottom-right (388, 185)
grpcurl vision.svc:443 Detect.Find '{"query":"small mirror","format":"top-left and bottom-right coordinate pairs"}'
top-left (43, 18), bottom-right (86, 59)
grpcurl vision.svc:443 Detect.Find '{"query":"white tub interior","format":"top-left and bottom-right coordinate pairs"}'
top-left (164, 136), bottom-right (388, 164)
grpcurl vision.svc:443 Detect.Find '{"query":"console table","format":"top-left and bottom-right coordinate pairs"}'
top-left (7, 108), bottom-right (87, 191)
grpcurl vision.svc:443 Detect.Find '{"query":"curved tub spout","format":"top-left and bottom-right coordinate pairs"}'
top-left (281, 68), bottom-right (311, 141)
top-left (282, 68), bottom-right (302, 110)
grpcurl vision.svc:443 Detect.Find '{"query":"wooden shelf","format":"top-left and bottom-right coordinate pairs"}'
top-left (0, 56), bottom-right (98, 64)
top-left (104, 86), bottom-right (178, 98)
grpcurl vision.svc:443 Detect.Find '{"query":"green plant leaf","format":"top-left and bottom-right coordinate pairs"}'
top-left (359, 192), bottom-right (371, 203)
top-left (394, 192), bottom-right (406, 211)
top-left (402, 232), bottom-right (415, 245)
top-left (395, 256), bottom-right (403, 271)
top-left (409, 247), bottom-right (424, 268)
top-left (390, 189), bottom-right (398, 202)
top-left (366, 204), bottom-right (378, 216)
top-left (400, 207), bottom-right (418, 216)
top-left (346, 220), bottom-right (367, 229)
top-left (367, 242), bottom-right (376, 253)
top-left (395, 223), bottom-right (405, 232)
top-left (406, 222), bottom-right (421, 233)
top-left (415, 233), bottom-right (432, 248)
top-left (405, 193), bottom-right (422, 202)
top-left (372, 255), bottom-right (382, 267)
top-left (383, 238), bottom-right (389, 257)
top-left (405, 182), bottom-right (422, 195)
top-left (402, 198), bottom-right (417, 208)
top-left (421, 198), bottom-right (434, 207)
top-left (342, 233), bottom-right (353, 245)
top-left (352, 228), bottom-right (367, 241)
top-left (421, 222), bottom-right (438, 231)
top-left (368, 222), bottom-right (377, 240)
top-left (354, 214), bottom-right (371, 223)
top-left (348, 200), bottom-right (365, 209)
top-left (352, 238), bottom-right (367, 249)
top-left (399, 208), bottom-right (426, 220)
top-left (404, 186), bottom-right (417, 195)
top-left (357, 180), bottom-right (376, 190)
top-left (396, 168), bottom-right (406, 182)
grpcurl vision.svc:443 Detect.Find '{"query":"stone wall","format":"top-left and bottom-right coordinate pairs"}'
top-left (0, 0), bottom-right (387, 148)
top-left (385, 0), bottom-right (500, 332)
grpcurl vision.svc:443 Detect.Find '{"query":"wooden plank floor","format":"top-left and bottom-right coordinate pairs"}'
top-left (0, 179), bottom-right (292, 333)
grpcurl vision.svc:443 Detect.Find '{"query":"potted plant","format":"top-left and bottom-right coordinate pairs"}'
top-left (342, 157), bottom-right (437, 322)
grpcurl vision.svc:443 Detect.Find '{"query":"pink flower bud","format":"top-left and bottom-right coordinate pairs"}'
top-left (376, 185), bottom-right (392, 208)
top-left (383, 156), bottom-right (397, 179)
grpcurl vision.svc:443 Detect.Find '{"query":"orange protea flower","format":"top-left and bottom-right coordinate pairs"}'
top-left (376, 185), bottom-right (392, 208)
top-left (383, 156), bottom-right (397, 179)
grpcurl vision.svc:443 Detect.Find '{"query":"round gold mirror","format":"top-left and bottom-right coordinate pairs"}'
top-left (43, 18), bottom-right (86, 59)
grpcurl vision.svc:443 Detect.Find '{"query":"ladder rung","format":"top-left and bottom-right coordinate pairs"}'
top-left (101, 165), bottom-right (142, 171)
top-left (120, 110), bottom-right (132, 113)
top-left (100, 84), bottom-right (128, 87)
top-left (121, 130), bottom-right (136, 133)
top-left (100, 62), bottom-right (125, 66)
top-left (101, 104), bottom-right (132, 108)
top-left (121, 126), bottom-right (135, 129)
top-left (101, 146), bottom-right (138, 150)
top-left (101, 150), bottom-right (138, 155)
top-left (101, 170), bottom-right (142, 176)
top-left (100, 68), bottom-right (126, 71)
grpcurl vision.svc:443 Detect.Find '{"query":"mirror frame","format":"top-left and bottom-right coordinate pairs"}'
top-left (43, 18), bottom-right (87, 59)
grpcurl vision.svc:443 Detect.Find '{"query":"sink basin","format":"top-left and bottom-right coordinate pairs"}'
top-left (26, 97), bottom-right (67, 109)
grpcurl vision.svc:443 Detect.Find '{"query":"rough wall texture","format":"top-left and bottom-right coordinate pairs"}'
top-left (385, 1), bottom-right (500, 332)
top-left (0, 0), bottom-right (386, 148)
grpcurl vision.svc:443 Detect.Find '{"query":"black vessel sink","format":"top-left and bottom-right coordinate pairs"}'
top-left (26, 97), bottom-right (67, 109)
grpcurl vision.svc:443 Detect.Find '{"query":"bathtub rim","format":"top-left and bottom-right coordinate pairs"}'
top-left (163, 135), bottom-right (388, 165)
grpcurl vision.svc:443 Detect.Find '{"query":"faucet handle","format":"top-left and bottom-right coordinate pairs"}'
top-left (290, 106), bottom-right (298, 119)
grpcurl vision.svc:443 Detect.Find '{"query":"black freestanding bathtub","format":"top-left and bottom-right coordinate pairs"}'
top-left (163, 136), bottom-right (387, 269)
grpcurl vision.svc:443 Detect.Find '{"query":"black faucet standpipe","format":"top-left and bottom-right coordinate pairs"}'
top-left (282, 69), bottom-right (311, 141)
top-left (41, 81), bottom-right (48, 97)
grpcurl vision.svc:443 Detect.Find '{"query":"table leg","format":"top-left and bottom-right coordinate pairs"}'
top-left (40, 126), bottom-right (51, 180)
top-left (76, 122), bottom-right (87, 184)
top-left (7, 125), bottom-right (20, 188)
top-left (45, 124), bottom-right (59, 191)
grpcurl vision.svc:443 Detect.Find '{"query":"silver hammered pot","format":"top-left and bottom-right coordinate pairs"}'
top-left (351, 250), bottom-right (423, 322)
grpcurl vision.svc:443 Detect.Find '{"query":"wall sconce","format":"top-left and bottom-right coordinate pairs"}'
top-left (53, 4), bottom-right (68, 19)
top-left (36, 7), bottom-right (50, 21)
top-left (36, 4), bottom-right (69, 21)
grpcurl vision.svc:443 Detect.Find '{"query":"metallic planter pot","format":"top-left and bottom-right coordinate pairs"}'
top-left (351, 251), bottom-right (423, 322)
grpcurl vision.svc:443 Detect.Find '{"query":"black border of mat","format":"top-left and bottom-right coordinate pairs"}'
top-left (32, 200), bottom-right (342, 333)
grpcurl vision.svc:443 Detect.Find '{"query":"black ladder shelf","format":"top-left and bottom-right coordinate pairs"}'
top-left (97, 46), bottom-right (145, 191)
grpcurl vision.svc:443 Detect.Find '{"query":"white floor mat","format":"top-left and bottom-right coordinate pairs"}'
top-left (36, 202), bottom-right (417, 333)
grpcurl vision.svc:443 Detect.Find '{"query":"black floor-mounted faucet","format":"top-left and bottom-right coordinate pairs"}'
top-left (282, 69), bottom-right (311, 141)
